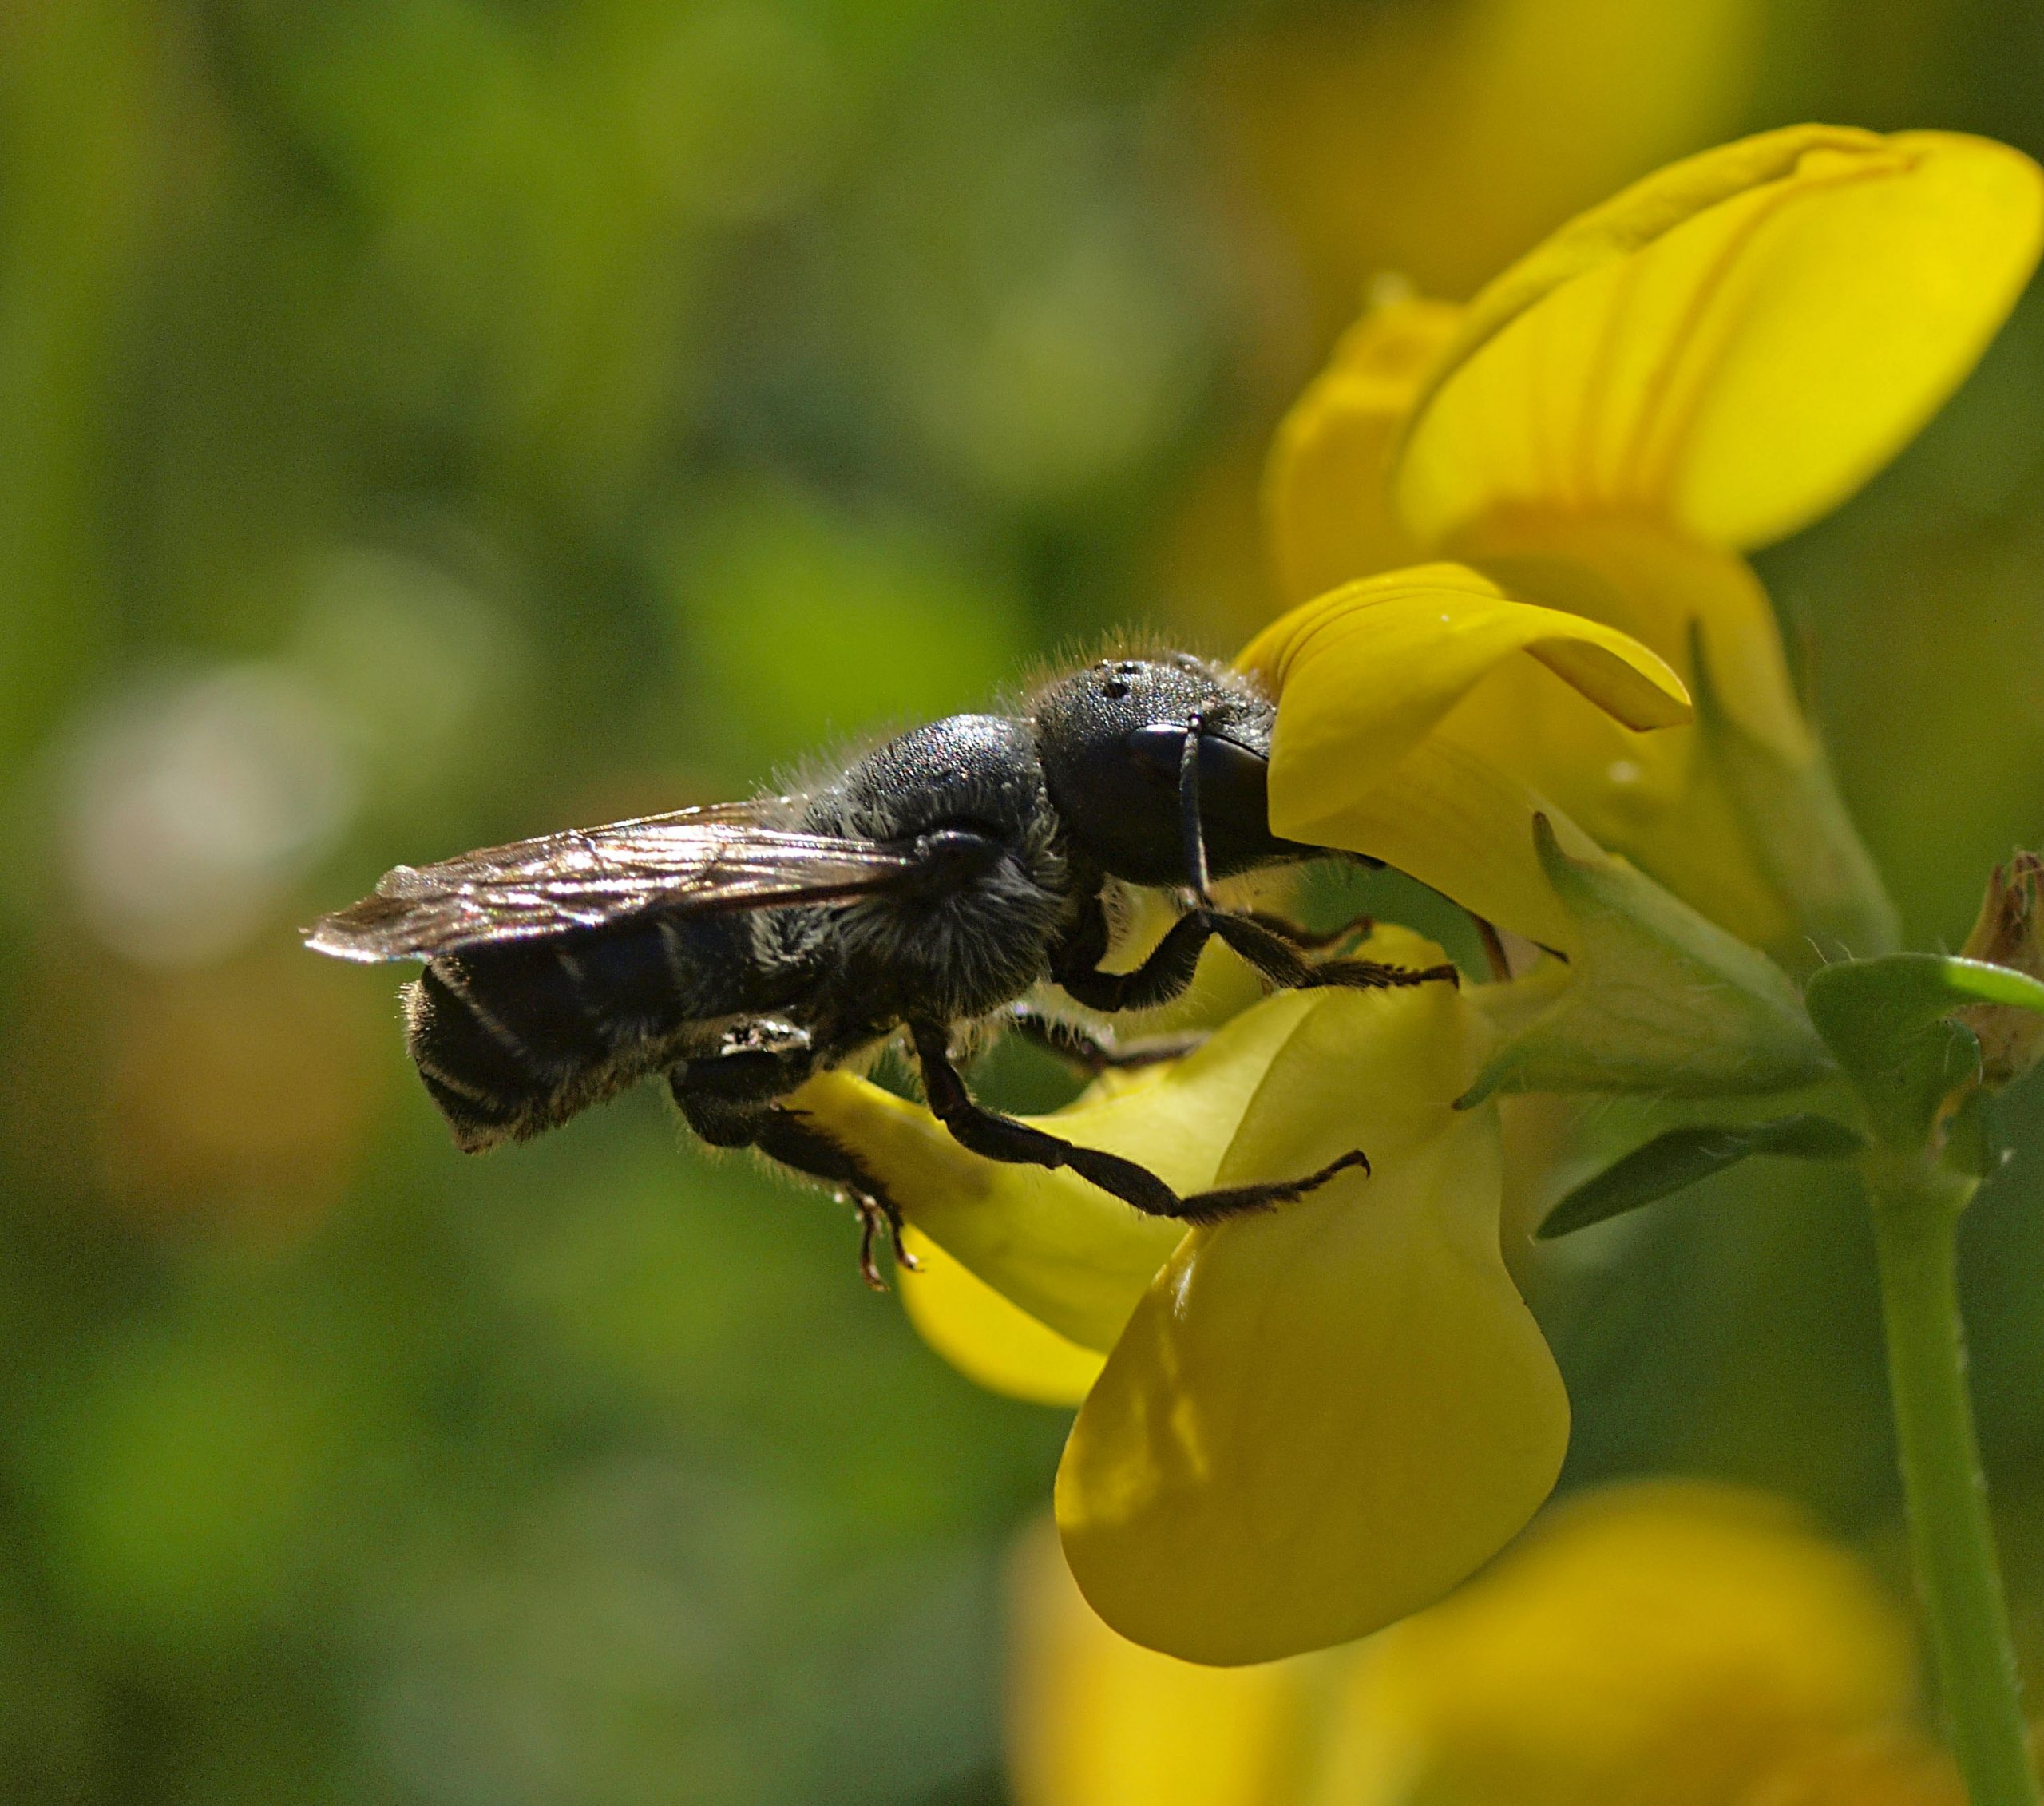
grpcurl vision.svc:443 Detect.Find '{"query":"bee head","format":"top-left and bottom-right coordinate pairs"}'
top-left (1032, 655), bottom-right (1306, 889)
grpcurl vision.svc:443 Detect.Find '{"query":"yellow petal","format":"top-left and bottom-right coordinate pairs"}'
top-left (788, 985), bottom-right (1390, 1353)
top-left (1319, 1481), bottom-right (1923, 1806)
top-left (1735, 1734), bottom-right (1966, 1806)
top-left (1242, 564), bottom-right (1692, 757)
top-left (1432, 519), bottom-right (1896, 954)
top-left (1397, 127), bottom-right (2044, 551)
top-left (1056, 986), bottom-right (1568, 1665)
top-left (895, 1227), bottom-right (1103, 1408)
top-left (1006, 1517), bottom-right (1320, 1806)
top-left (1238, 564), bottom-right (1689, 947)
top-left (1442, 524), bottom-right (1810, 945)
top-left (1265, 297), bottom-right (1463, 604)
top-left (1279, 731), bottom-right (1601, 952)
top-left (1460, 514), bottom-right (1807, 757)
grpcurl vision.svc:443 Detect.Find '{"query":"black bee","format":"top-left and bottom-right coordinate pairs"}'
top-left (307, 654), bottom-right (1457, 1281)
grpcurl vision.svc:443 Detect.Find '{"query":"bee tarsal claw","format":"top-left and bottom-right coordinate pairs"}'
top-left (849, 1189), bottom-right (913, 1292)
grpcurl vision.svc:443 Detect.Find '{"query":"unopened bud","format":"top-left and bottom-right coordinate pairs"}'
top-left (1959, 852), bottom-right (2044, 1087)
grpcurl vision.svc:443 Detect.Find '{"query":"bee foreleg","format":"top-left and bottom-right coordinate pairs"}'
top-left (1048, 897), bottom-right (1219, 1012)
top-left (1201, 913), bottom-right (1460, 992)
top-left (1052, 894), bottom-right (1456, 1009)
top-left (1236, 908), bottom-right (1376, 953)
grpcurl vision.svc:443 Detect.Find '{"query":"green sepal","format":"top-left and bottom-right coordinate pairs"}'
top-left (1689, 623), bottom-right (1901, 972)
top-left (1802, 954), bottom-right (2042, 1148)
top-left (1460, 817), bottom-right (1836, 1106)
top-left (1538, 1113), bottom-right (1868, 1239)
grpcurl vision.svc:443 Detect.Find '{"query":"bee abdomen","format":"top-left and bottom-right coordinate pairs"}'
top-left (402, 914), bottom-right (763, 1150)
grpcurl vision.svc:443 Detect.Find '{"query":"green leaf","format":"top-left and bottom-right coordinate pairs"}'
top-left (1806, 953), bottom-right (2044, 1041)
top-left (1801, 955), bottom-right (2026, 1147)
top-left (1538, 1115), bottom-right (1868, 1240)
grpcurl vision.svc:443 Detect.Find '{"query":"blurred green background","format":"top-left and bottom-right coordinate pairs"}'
top-left (7, 0), bottom-right (2044, 1799)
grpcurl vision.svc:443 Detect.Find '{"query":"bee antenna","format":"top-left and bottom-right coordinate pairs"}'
top-left (1178, 713), bottom-right (1213, 904)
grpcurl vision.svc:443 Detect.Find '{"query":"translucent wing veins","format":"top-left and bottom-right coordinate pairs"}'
top-left (303, 802), bottom-right (917, 962)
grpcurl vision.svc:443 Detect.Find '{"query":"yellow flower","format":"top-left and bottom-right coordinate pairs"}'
top-left (795, 892), bottom-right (1824, 1662)
top-left (1261, 126), bottom-right (2044, 960)
top-left (785, 128), bottom-right (2042, 1669)
top-left (792, 929), bottom-right (1570, 1665)
top-left (1238, 560), bottom-right (1693, 956)
top-left (1006, 1482), bottom-right (1965, 1806)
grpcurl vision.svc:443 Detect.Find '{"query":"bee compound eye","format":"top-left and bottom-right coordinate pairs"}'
top-left (1197, 731), bottom-right (1267, 785)
top-left (1124, 723), bottom-right (1188, 779)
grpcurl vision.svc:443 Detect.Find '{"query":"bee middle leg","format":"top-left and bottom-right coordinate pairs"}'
top-left (911, 1020), bottom-right (1368, 1224)
top-left (1004, 1004), bottom-right (1207, 1075)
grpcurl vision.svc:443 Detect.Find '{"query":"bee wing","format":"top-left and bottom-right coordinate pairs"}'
top-left (304, 800), bottom-right (919, 963)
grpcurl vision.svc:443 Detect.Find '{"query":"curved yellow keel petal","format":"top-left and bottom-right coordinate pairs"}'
top-left (896, 1227), bottom-right (1105, 1408)
top-left (1056, 985), bottom-right (1566, 1665)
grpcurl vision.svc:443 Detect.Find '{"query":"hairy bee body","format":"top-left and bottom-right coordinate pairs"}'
top-left (310, 654), bottom-right (1453, 1254)
top-left (403, 909), bottom-right (778, 1150)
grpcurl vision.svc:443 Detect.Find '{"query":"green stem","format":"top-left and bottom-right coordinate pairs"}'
top-left (1868, 1162), bottom-right (2038, 1806)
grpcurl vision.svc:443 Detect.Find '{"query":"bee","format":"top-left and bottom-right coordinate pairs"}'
top-left (306, 654), bottom-right (1457, 1283)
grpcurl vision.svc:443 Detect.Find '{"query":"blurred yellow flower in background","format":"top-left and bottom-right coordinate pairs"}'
top-left (1008, 1481), bottom-right (1964, 1806)
top-left (1263, 127), bottom-right (2044, 960)
top-left (1190, 0), bottom-right (1766, 334)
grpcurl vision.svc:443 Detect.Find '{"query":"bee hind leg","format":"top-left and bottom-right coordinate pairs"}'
top-left (850, 1190), bottom-right (913, 1292)
top-left (910, 1020), bottom-right (1369, 1224)
top-left (667, 1038), bottom-right (919, 1292)
top-left (750, 1106), bottom-right (920, 1292)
